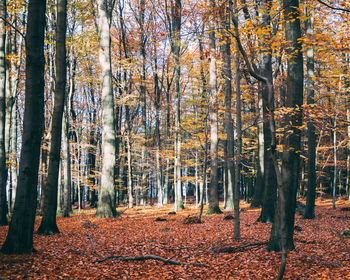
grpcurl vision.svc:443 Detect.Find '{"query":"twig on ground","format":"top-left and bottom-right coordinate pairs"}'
top-left (212, 241), bottom-right (268, 253)
top-left (94, 254), bottom-right (206, 266)
top-left (87, 233), bottom-right (205, 267)
top-left (86, 232), bottom-right (104, 258)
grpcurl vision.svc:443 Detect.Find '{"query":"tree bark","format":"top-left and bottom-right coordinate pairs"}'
top-left (268, 0), bottom-right (303, 252)
top-left (171, 0), bottom-right (183, 210)
top-left (233, 0), bottom-right (241, 238)
top-left (1, 0), bottom-right (46, 254)
top-left (37, 0), bottom-right (67, 235)
top-left (0, 0), bottom-right (7, 226)
top-left (207, 0), bottom-right (221, 215)
top-left (257, 0), bottom-right (277, 224)
top-left (303, 5), bottom-right (316, 219)
top-left (220, 0), bottom-right (235, 211)
top-left (95, 0), bottom-right (117, 218)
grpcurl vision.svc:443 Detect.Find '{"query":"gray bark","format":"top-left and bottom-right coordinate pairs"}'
top-left (0, 0), bottom-right (7, 226)
top-left (220, 0), bottom-right (235, 211)
top-left (207, 0), bottom-right (221, 215)
top-left (95, 0), bottom-right (117, 218)
top-left (171, 0), bottom-right (183, 210)
top-left (303, 6), bottom-right (316, 219)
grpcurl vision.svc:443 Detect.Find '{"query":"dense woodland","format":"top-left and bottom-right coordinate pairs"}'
top-left (0, 0), bottom-right (349, 278)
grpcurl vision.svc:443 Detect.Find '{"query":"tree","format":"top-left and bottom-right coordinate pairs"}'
top-left (95, 0), bottom-right (117, 218)
top-left (1, 0), bottom-right (47, 254)
top-left (37, 0), bottom-right (68, 235)
top-left (0, 0), bottom-right (7, 226)
top-left (220, 0), bottom-right (234, 211)
top-left (207, 0), bottom-right (222, 215)
top-left (268, 0), bottom-right (304, 256)
top-left (257, 0), bottom-right (277, 224)
top-left (303, 3), bottom-right (316, 219)
top-left (170, 0), bottom-right (184, 210)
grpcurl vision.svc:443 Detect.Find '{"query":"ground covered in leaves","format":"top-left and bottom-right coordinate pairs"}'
top-left (1, 198), bottom-right (350, 279)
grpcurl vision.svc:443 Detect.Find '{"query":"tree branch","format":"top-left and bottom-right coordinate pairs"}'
top-left (94, 254), bottom-right (205, 266)
top-left (316, 0), bottom-right (350, 13)
top-left (0, 16), bottom-right (25, 39)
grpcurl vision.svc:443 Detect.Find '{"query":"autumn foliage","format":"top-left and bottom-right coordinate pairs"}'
top-left (1, 198), bottom-right (349, 279)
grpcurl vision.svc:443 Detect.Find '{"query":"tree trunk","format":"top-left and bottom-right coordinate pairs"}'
top-left (95, 0), bottom-right (117, 218)
top-left (62, 53), bottom-right (75, 218)
top-left (303, 6), bottom-right (316, 219)
top-left (251, 94), bottom-right (264, 208)
top-left (207, 0), bottom-right (221, 215)
top-left (220, 0), bottom-right (234, 211)
top-left (268, 0), bottom-right (303, 252)
top-left (1, 0), bottom-right (46, 254)
top-left (171, 0), bottom-right (183, 210)
top-left (37, 0), bottom-right (67, 235)
top-left (0, 0), bottom-right (7, 226)
top-left (257, 0), bottom-right (277, 224)
top-left (233, 0), bottom-right (241, 238)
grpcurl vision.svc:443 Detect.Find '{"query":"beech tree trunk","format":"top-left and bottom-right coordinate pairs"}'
top-left (303, 6), bottom-right (316, 219)
top-left (233, 0), bottom-right (241, 238)
top-left (1, 0), bottom-right (46, 254)
top-left (0, 0), bottom-right (7, 226)
top-left (207, 0), bottom-right (221, 215)
top-left (268, 0), bottom-right (303, 252)
top-left (95, 0), bottom-right (117, 218)
top-left (220, 0), bottom-right (234, 211)
top-left (171, 0), bottom-right (183, 210)
top-left (257, 0), bottom-right (277, 224)
top-left (37, 0), bottom-right (67, 235)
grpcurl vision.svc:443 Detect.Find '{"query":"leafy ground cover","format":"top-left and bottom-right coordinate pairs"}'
top-left (1, 198), bottom-right (349, 279)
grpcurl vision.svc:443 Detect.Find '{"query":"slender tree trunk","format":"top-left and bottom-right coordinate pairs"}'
top-left (171, 0), bottom-right (183, 210)
top-left (233, 0), bottom-right (241, 238)
top-left (303, 5), bottom-right (316, 219)
top-left (0, 0), bottom-right (7, 226)
top-left (1, 0), bottom-right (46, 254)
top-left (207, 0), bottom-right (221, 215)
top-left (62, 54), bottom-right (75, 217)
top-left (37, 0), bottom-right (67, 235)
top-left (221, 0), bottom-right (235, 211)
top-left (95, 0), bottom-right (117, 218)
top-left (126, 129), bottom-right (133, 208)
top-left (345, 54), bottom-right (349, 202)
top-left (256, 0), bottom-right (277, 224)
top-left (251, 94), bottom-right (264, 208)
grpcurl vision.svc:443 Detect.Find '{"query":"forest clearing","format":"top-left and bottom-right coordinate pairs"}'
top-left (1, 198), bottom-right (349, 279)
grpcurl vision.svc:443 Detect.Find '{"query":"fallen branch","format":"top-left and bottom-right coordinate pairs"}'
top-left (87, 233), bottom-right (205, 267)
top-left (212, 241), bottom-right (268, 253)
top-left (94, 254), bottom-right (206, 267)
top-left (86, 232), bottom-right (104, 258)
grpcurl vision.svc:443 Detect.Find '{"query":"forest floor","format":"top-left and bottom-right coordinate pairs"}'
top-left (0, 197), bottom-right (350, 279)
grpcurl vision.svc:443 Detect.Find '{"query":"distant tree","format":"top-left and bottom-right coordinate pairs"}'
top-left (1, 0), bottom-right (47, 254)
